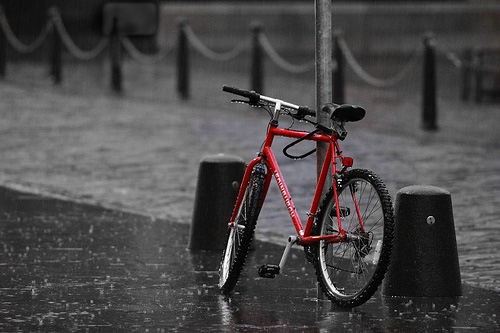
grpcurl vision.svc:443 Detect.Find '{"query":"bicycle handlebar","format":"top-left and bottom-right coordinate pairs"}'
top-left (222, 85), bottom-right (316, 119)
top-left (222, 85), bottom-right (349, 138)
top-left (222, 85), bottom-right (261, 104)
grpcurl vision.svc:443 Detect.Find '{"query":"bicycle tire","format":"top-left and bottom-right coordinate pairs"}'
top-left (219, 163), bottom-right (266, 294)
top-left (312, 169), bottom-right (394, 308)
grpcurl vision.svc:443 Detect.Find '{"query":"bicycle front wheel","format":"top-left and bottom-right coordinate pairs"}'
top-left (219, 163), bottom-right (266, 294)
top-left (313, 169), bottom-right (394, 308)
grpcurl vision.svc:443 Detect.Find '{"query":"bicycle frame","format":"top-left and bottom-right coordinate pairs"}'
top-left (230, 122), bottom-right (355, 246)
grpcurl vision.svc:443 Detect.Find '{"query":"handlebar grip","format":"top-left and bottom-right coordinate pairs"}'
top-left (223, 85), bottom-right (260, 103)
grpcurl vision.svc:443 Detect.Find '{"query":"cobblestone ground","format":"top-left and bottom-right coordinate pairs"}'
top-left (0, 58), bottom-right (499, 291)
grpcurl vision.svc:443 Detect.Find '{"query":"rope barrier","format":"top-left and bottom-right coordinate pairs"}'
top-left (258, 33), bottom-right (315, 74)
top-left (437, 44), bottom-right (500, 73)
top-left (444, 51), bottom-right (463, 69)
top-left (183, 24), bottom-right (248, 62)
top-left (434, 43), bottom-right (464, 69)
top-left (2, 6), bottom-right (483, 105)
top-left (49, 7), bottom-right (108, 61)
top-left (121, 36), bottom-right (173, 64)
top-left (338, 37), bottom-right (420, 88)
top-left (0, 11), bottom-right (52, 54)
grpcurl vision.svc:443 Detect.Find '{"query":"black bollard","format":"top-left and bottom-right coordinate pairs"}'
top-left (422, 35), bottom-right (438, 131)
top-left (383, 185), bottom-right (462, 297)
top-left (461, 48), bottom-right (472, 101)
top-left (0, 5), bottom-right (6, 78)
top-left (176, 19), bottom-right (189, 100)
top-left (50, 22), bottom-right (62, 84)
top-left (332, 31), bottom-right (345, 104)
top-left (250, 22), bottom-right (263, 94)
top-left (474, 49), bottom-right (485, 103)
top-left (110, 18), bottom-right (122, 93)
top-left (189, 154), bottom-right (245, 251)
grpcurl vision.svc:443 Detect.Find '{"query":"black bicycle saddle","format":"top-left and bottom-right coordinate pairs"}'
top-left (322, 103), bottom-right (366, 123)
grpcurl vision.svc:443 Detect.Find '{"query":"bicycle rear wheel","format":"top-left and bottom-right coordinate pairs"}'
top-left (219, 163), bottom-right (266, 294)
top-left (313, 169), bottom-right (394, 308)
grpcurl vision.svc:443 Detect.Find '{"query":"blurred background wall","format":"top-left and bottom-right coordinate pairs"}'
top-left (158, 1), bottom-right (500, 56)
top-left (1, 0), bottom-right (499, 57)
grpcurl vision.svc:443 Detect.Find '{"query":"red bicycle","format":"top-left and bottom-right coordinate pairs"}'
top-left (218, 86), bottom-right (395, 308)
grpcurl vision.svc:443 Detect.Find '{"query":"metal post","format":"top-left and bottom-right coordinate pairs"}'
top-left (177, 19), bottom-right (189, 99)
top-left (315, 0), bottom-right (333, 179)
top-left (250, 22), bottom-right (263, 93)
top-left (474, 49), bottom-right (484, 103)
top-left (332, 31), bottom-right (345, 104)
top-left (461, 48), bottom-right (472, 101)
top-left (422, 34), bottom-right (437, 131)
top-left (50, 22), bottom-right (62, 84)
top-left (110, 17), bottom-right (122, 93)
top-left (315, 0), bottom-right (333, 301)
top-left (0, 5), bottom-right (6, 78)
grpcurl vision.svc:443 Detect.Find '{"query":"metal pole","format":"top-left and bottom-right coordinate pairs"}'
top-left (315, 0), bottom-right (333, 301)
top-left (315, 0), bottom-right (333, 179)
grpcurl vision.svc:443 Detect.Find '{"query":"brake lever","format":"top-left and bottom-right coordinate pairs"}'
top-left (231, 99), bottom-right (266, 108)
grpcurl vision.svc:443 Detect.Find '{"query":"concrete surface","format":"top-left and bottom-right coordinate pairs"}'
top-left (0, 186), bottom-right (499, 331)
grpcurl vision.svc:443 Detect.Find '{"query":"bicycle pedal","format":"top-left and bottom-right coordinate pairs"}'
top-left (258, 264), bottom-right (280, 278)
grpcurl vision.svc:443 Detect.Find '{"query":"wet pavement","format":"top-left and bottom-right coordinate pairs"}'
top-left (1, 186), bottom-right (499, 331)
top-left (1, 57), bottom-right (499, 293)
top-left (0, 45), bottom-right (499, 330)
